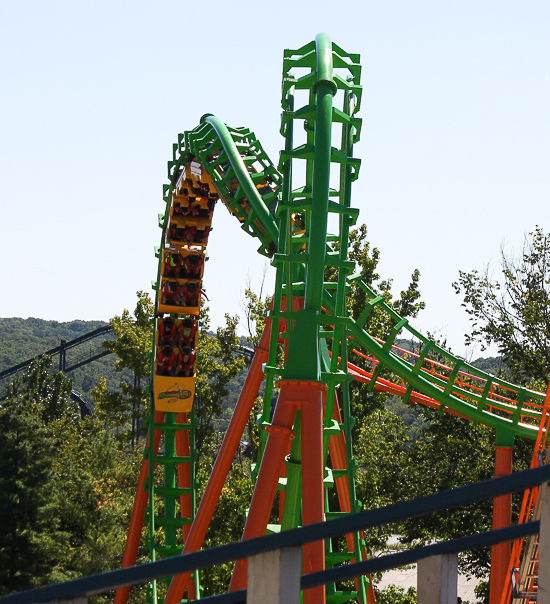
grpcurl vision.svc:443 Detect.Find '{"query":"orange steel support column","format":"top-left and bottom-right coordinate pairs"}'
top-left (229, 380), bottom-right (301, 592)
top-left (490, 444), bottom-right (514, 604)
top-left (164, 325), bottom-right (271, 604)
top-left (229, 380), bottom-right (327, 604)
top-left (299, 381), bottom-right (327, 604)
top-left (114, 410), bottom-right (164, 604)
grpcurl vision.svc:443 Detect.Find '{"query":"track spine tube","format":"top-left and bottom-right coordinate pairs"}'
top-left (202, 115), bottom-right (279, 247)
top-left (304, 33), bottom-right (335, 314)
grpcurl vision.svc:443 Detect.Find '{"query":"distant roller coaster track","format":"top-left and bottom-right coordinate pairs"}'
top-left (0, 325), bottom-right (114, 416)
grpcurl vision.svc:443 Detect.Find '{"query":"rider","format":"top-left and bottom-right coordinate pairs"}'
top-left (158, 317), bottom-right (178, 347)
top-left (178, 318), bottom-right (197, 350)
top-left (194, 226), bottom-right (209, 245)
top-left (182, 225), bottom-right (197, 245)
top-left (175, 347), bottom-right (196, 377)
top-left (182, 281), bottom-right (199, 307)
top-left (162, 281), bottom-right (182, 306)
top-left (164, 252), bottom-right (183, 278)
top-left (184, 253), bottom-right (204, 279)
top-left (156, 345), bottom-right (176, 376)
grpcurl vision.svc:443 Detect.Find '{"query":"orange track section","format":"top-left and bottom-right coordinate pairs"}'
top-left (349, 343), bottom-right (546, 426)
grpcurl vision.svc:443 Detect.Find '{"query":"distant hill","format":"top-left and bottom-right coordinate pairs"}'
top-left (470, 355), bottom-right (510, 378)
top-left (0, 317), bottom-right (131, 398)
top-left (0, 317), bottom-right (107, 368)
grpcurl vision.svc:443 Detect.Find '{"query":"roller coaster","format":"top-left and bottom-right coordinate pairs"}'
top-left (115, 34), bottom-right (549, 604)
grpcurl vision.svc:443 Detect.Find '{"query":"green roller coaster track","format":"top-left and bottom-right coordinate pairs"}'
top-left (161, 38), bottom-right (544, 442)
top-left (129, 32), bottom-right (547, 604)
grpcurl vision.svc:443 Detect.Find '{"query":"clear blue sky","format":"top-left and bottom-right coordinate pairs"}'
top-left (1, 1), bottom-right (548, 359)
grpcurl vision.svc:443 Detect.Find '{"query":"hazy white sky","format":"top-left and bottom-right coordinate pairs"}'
top-left (1, 1), bottom-right (548, 359)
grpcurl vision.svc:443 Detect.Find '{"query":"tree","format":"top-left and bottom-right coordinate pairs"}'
top-left (0, 355), bottom-right (140, 593)
top-left (353, 407), bottom-right (410, 549)
top-left (0, 357), bottom-right (74, 593)
top-left (0, 389), bottom-right (56, 593)
top-left (453, 226), bottom-right (550, 385)
top-left (396, 410), bottom-right (495, 578)
top-left (196, 447), bottom-right (254, 596)
top-left (92, 291), bottom-right (154, 447)
top-left (46, 418), bottom-right (141, 583)
top-left (374, 585), bottom-right (416, 604)
top-left (5, 355), bottom-right (78, 423)
top-left (194, 310), bottom-right (247, 456)
top-left (241, 270), bottom-right (272, 347)
top-left (344, 225), bottom-right (425, 336)
top-left (330, 225), bottom-right (425, 419)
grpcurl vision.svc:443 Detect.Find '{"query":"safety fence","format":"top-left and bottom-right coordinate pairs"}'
top-left (1, 464), bottom-right (549, 604)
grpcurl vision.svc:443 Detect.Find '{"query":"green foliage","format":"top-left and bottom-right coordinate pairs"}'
top-left (242, 288), bottom-right (272, 347)
top-left (354, 407), bottom-right (410, 547)
top-left (92, 292), bottom-right (153, 447)
top-left (396, 410), bottom-right (495, 578)
top-left (0, 317), bottom-right (132, 400)
top-left (334, 225), bottom-right (425, 336)
top-left (197, 441), bottom-right (254, 596)
top-left (103, 292), bottom-right (154, 379)
top-left (374, 584), bottom-right (417, 604)
top-left (0, 318), bottom-right (107, 372)
top-left (6, 355), bottom-right (78, 422)
top-left (0, 356), bottom-right (138, 593)
top-left (46, 419), bottom-right (140, 582)
top-left (195, 310), bottom-right (247, 459)
top-left (454, 226), bottom-right (550, 384)
top-left (0, 365), bottom-right (59, 594)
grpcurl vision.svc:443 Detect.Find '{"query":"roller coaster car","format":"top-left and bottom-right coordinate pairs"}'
top-left (154, 372), bottom-right (195, 412)
top-left (174, 159), bottom-right (213, 191)
top-left (158, 279), bottom-right (202, 315)
top-left (168, 171), bottom-right (215, 248)
top-left (167, 219), bottom-right (211, 247)
top-left (162, 248), bottom-right (205, 280)
top-left (156, 317), bottom-right (198, 357)
top-left (153, 319), bottom-right (198, 412)
top-left (171, 192), bottom-right (214, 224)
top-left (207, 161), bottom-right (278, 246)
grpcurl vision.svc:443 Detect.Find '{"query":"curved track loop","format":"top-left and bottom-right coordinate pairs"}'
top-left (166, 115), bottom-right (281, 255)
top-left (170, 120), bottom-right (545, 442)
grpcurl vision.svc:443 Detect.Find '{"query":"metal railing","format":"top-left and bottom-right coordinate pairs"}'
top-left (1, 464), bottom-right (549, 604)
